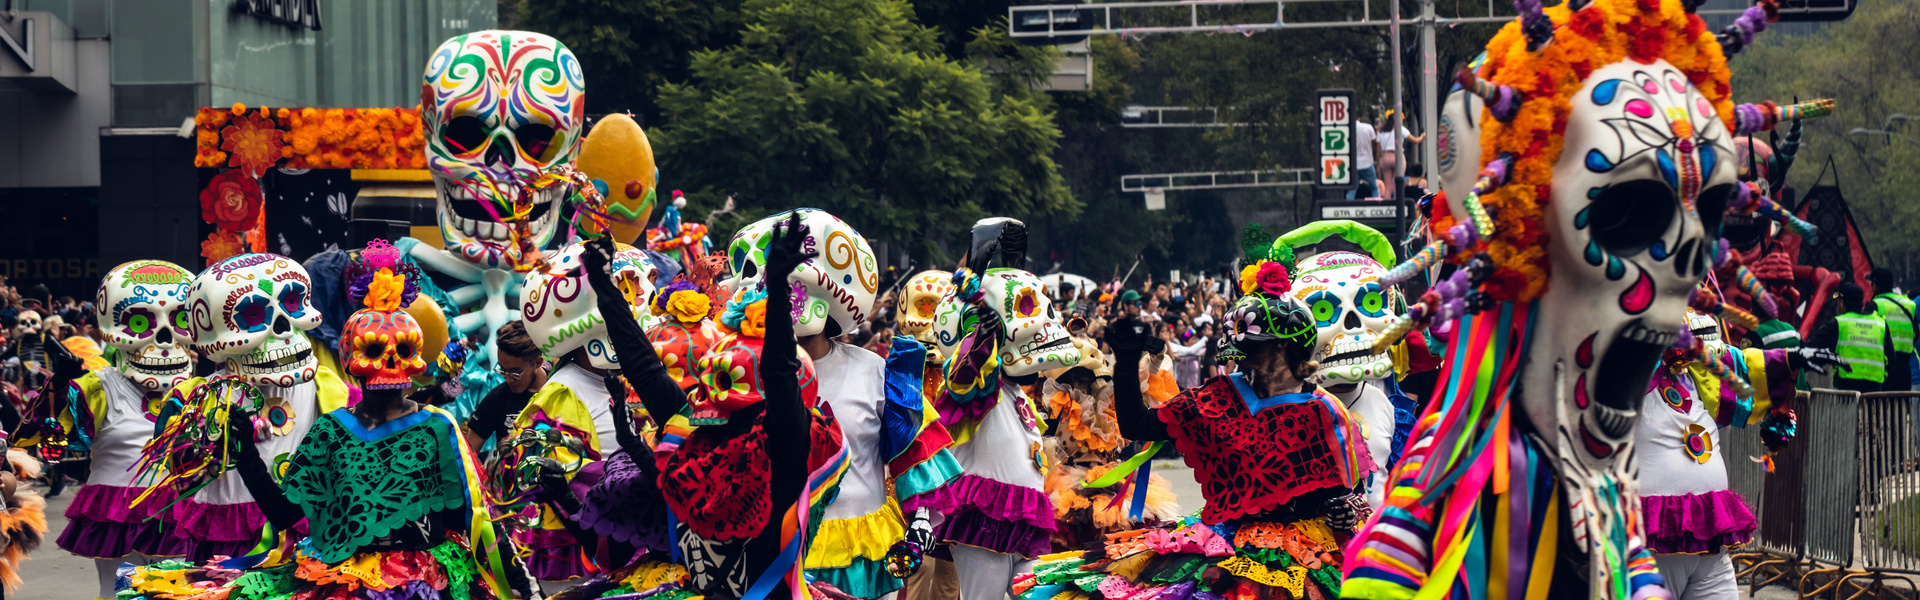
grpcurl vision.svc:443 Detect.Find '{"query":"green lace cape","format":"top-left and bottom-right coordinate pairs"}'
top-left (281, 408), bottom-right (471, 564)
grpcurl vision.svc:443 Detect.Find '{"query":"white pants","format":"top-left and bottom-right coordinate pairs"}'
top-left (1653, 552), bottom-right (1739, 600)
top-left (951, 545), bottom-right (1035, 600)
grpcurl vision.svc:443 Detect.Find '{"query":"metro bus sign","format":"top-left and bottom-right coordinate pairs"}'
top-left (1315, 89), bottom-right (1355, 188)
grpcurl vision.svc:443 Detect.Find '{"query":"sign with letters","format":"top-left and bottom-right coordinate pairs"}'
top-left (1315, 89), bottom-right (1355, 188)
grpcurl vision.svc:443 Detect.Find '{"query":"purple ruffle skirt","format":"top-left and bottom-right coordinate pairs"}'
top-left (1644, 489), bottom-right (1757, 555)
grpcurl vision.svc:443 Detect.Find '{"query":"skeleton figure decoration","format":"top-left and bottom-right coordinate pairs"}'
top-left (721, 209), bottom-right (880, 337)
top-left (1343, 0), bottom-right (1749, 596)
top-left (97, 261), bottom-right (196, 394)
top-left (401, 30), bottom-right (588, 372)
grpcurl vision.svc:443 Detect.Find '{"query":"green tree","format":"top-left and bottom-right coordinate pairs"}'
top-left (653, 0), bottom-right (1077, 264)
top-left (516, 0), bottom-right (746, 119)
top-left (1731, 0), bottom-right (1920, 281)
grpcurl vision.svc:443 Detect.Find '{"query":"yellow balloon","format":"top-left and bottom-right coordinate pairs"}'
top-left (405, 293), bottom-right (450, 367)
top-left (578, 114), bottom-right (659, 245)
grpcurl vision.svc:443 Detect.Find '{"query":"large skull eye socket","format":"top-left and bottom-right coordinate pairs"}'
top-left (442, 116), bottom-right (489, 154)
top-left (1697, 183), bottom-right (1733, 236)
top-left (362, 341), bottom-right (387, 360)
top-left (1357, 284), bottom-right (1388, 318)
top-left (235, 296), bottom-right (271, 331)
top-left (396, 343), bottom-right (415, 360)
top-left (278, 283), bottom-right (308, 318)
top-left (514, 123), bottom-right (559, 163)
top-left (171, 308), bottom-right (192, 335)
top-left (1588, 179), bottom-right (1676, 257)
top-left (1306, 291), bottom-right (1342, 328)
top-left (124, 308), bottom-right (154, 337)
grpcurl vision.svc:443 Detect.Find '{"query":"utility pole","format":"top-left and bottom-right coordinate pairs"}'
top-left (1391, 0), bottom-right (1406, 258)
top-left (1420, 0), bottom-right (1440, 185)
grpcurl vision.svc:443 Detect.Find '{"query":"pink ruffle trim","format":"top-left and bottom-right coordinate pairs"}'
top-left (901, 474), bottom-right (1054, 530)
top-left (1644, 489), bottom-right (1757, 555)
top-left (65, 484), bottom-right (177, 524)
top-left (169, 497), bottom-right (270, 542)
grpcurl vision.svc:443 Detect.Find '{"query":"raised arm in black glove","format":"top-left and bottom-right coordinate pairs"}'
top-left (1789, 346), bottom-right (1844, 375)
top-left (745, 212), bottom-right (816, 595)
top-left (1107, 316), bottom-right (1171, 441)
top-left (579, 236), bottom-right (686, 454)
top-left (227, 414), bottom-right (305, 532)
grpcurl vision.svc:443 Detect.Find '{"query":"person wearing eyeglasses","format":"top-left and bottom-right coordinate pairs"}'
top-left (462, 321), bottom-right (549, 448)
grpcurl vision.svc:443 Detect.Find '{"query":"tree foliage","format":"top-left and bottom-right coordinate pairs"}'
top-left (652, 0), bottom-right (1076, 264)
top-left (517, 0), bottom-right (746, 120)
top-left (1731, 0), bottom-right (1920, 281)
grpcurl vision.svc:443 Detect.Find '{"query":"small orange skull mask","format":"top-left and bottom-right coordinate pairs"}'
top-left (342, 309), bottom-right (429, 390)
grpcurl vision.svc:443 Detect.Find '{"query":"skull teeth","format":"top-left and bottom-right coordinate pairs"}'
top-left (1618, 320), bottom-right (1678, 346)
top-left (1321, 339), bottom-right (1388, 367)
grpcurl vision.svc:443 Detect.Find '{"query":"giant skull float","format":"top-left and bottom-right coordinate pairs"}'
top-left (420, 30), bottom-right (586, 269)
top-left (720, 209), bottom-right (879, 338)
top-left (187, 254), bottom-right (322, 388)
top-left (1276, 221), bottom-right (1403, 384)
top-left (96, 260), bottom-right (196, 394)
top-left (931, 269), bottom-right (1078, 377)
top-left (1345, 0), bottom-right (1750, 596)
top-left (520, 242), bottom-right (657, 369)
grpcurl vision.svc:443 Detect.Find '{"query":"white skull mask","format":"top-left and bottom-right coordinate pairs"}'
top-left (1294, 252), bottom-right (1399, 384)
top-left (899, 270), bottom-right (955, 339)
top-left (720, 209), bottom-right (878, 337)
top-left (1519, 60), bottom-right (1736, 472)
top-left (1437, 87), bottom-right (1486, 211)
top-left (188, 254), bottom-right (323, 388)
top-left (420, 31), bottom-right (586, 267)
top-left (96, 261), bottom-right (195, 394)
top-left (931, 269), bottom-right (1077, 377)
top-left (521, 242), bottom-right (656, 369)
top-left (1687, 308), bottom-right (1722, 346)
top-left (14, 310), bottom-right (39, 337)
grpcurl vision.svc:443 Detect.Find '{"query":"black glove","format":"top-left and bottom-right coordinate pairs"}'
top-left (528, 457), bottom-right (574, 505)
top-left (1104, 317), bottom-right (1163, 355)
top-left (962, 301), bottom-right (1001, 341)
top-left (885, 507), bottom-right (935, 578)
top-left (41, 334), bottom-right (85, 381)
top-left (764, 212), bottom-right (816, 284)
top-left (1788, 347), bottom-right (1843, 375)
top-left (579, 237), bottom-right (623, 298)
top-left (1324, 493), bottom-right (1368, 531)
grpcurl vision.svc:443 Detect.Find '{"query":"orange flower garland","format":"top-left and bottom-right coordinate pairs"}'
top-left (194, 104), bottom-right (427, 171)
top-left (1463, 0), bottom-right (1732, 301)
top-left (200, 230), bottom-right (247, 264)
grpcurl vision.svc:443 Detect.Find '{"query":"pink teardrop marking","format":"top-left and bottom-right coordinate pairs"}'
top-left (1619, 268), bottom-right (1655, 314)
top-left (1624, 99), bottom-right (1655, 119)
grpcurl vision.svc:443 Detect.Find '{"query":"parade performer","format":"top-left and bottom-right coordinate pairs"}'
top-left (133, 253), bottom-right (348, 562)
top-left (723, 209), bottom-right (963, 599)
top-left (43, 261), bottom-right (196, 600)
top-left (500, 241), bottom-right (658, 590)
top-left (920, 218), bottom-right (1082, 600)
top-left (1635, 310), bottom-right (1833, 599)
top-left (642, 215), bottom-right (850, 599)
top-left (1038, 334), bottom-right (1179, 550)
top-left (0, 435), bottom-right (48, 599)
top-left (118, 252), bottom-right (532, 600)
top-left (1018, 245), bottom-right (1371, 600)
top-left (1340, 0), bottom-right (1809, 594)
top-left (1272, 221), bottom-right (1422, 511)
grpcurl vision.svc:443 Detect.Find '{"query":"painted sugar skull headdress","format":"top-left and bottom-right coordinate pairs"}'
top-left (1345, 0), bottom-right (1822, 595)
top-left (340, 241), bottom-right (429, 390)
top-left (1275, 221), bottom-right (1402, 384)
top-left (421, 31), bottom-right (587, 268)
top-left (520, 241), bottom-right (658, 369)
top-left (647, 281), bottom-right (721, 390)
top-left (720, 209), bottom-right (878, 338)
top-left (930, 219), bottom-right (1078, 377)
top-left (96, 260), bottom-right (195, 394)
top-left (687, 289), bottom-right (819, 424)
top-left (899, 270), bottom-right (956, 341)
top-left (187, 253), bottom-right (322, 388)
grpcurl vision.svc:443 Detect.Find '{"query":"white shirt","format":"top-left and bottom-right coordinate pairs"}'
top-left (1332, 382), bottom-right (1396, 510)
top-left (86, 369), bottom-right (161, 488)
top-left (1353, 121), bottom-right (1377, 169)
top-left (1378, 125), bottom-right (1413, 152)
top-left (948, 383), bottom-right (1045, 491)
top-left (194, 370), bottom-right (322, 506)
top-left (549, 362), bottom-right (619, 453)
top-left (810, 342), bottom-right (893, 522)
top-left (1634, 372), bottom-right (1731, 497)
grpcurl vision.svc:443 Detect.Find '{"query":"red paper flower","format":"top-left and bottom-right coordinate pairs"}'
top-left (200, 170), bottom-right (263, 232)
top-left (221, 112), bottom-right (284, 178)
top-left (1255, 261), bottom-right (1292, 296)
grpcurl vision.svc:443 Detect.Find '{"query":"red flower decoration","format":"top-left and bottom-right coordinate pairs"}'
top-left (220, 112), bottom-right (284, 178)
top-left (1255, 261), bottom-right (1292, 295)
top-left (200, 170), bottom-right (263, 232)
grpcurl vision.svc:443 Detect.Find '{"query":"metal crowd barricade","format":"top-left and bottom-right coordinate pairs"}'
top-left (1831, 391), bottom-right (1920, 598)
top-left (1734, 391), bottom-right (1814, 591)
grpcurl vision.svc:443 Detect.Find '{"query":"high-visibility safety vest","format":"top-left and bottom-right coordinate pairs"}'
top-left (1835, 311), bottom-right (1888, 383)
top-left (1874, 293), bottom-right (1917, 354)
top-left (1752, 319), bottom-right (1802, 349)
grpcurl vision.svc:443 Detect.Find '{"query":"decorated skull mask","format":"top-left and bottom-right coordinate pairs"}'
top-left (931, 269), bottom-right (1078, 377)
top-left (1293, 252), bottom-right (1399, 384)
top-left (188, 254), bottom-right (322, 388)
top-left (420, 31), bottom-right (587, 268)
top-left (648, 319), bottom-right (721, 391)
top-left (14, 310), bottom-right (40, 337)
top-left (521, 242), bottom-right (657, 369)
top-left (95, 261), bottom-right (195, 394)
top-left (689, 333), bottom-right (819, 424)
top-left (342, 310), bottom-right (429, 390)
top-left (721, 209), bottom-right (878, 337)
top-left (1520, 59), bottom-right (1736, 472)
top-left (899, 270), bottom-right (955, 339)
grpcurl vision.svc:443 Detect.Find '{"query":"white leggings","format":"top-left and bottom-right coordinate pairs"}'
top-left (1653, 552), bottom-right (1739, 600)
top-left (951, 545), bottom-right (1036, 600)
